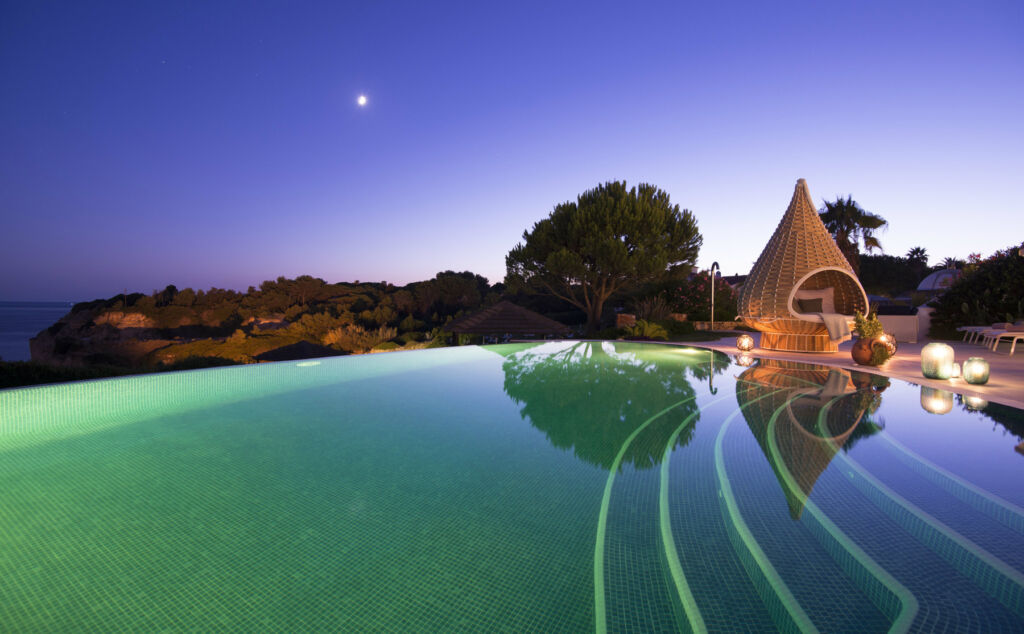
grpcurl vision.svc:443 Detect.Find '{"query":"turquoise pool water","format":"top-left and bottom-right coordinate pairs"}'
top-left (1, 342), bottom-right (1022, 631)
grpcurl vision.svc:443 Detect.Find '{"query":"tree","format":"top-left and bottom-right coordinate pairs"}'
top-left (818, 196), bottom-right (887, 275)
top-left (906, 246), bottom-right (928, 265)
top-left (506, 181), bottom-right (702, 334)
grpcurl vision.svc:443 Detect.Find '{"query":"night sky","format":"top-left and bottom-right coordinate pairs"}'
top-left (2, 0), bottom-right (1021, 301)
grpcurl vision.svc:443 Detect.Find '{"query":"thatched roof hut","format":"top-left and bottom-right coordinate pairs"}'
top-left (738, 179), bottom-right (868, 352)
top-left (444, 301), bottom-right (572, 338)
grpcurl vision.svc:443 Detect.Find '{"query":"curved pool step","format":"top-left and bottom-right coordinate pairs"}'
top-left (593, 394), bottom-right (700, 634)
top-left (819, 400), bottom-right (1024, 619)
top-left (714, 396), bottom-right (820, 634)
top-left (766, 394), bottom-right (918, 633)
top-left (875, 431), bottom-right (1024, 536)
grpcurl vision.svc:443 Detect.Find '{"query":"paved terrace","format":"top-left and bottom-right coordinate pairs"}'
top-left (696, 333), bottom-right (1024, 410)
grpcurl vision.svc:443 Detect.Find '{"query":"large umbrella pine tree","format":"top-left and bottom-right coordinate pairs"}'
top-left (506, 181), bottom-right (702, 334)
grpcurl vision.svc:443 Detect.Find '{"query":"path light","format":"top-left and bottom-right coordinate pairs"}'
top-left (964, 396), bottom-right (989, 411)
top-left (920, 386), bottom-right (953, 415)
top-left (736, 334), bottom-right (754, 351)
top-left (921, 342), bottom-right (955, 379)
top-left (962, 357), bottom-right (991, 385)
top-left (710, 261), bottom-right (720, 331)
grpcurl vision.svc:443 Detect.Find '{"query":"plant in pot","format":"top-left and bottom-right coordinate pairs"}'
top-left (851, 311), bottom-right (894, 366)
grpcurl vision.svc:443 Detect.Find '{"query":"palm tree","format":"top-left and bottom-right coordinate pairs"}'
top-left (941, 256), bottom-right (965, 270)
top-left (818, 196), bottom-right (888, 276)
top-left (906, 246), bottom-right (928, 264)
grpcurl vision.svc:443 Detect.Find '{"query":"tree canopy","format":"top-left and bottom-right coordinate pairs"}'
top-left (505, 181), bottom-right (702, 333)
top-left (818, 196), bottom-right (887, 275)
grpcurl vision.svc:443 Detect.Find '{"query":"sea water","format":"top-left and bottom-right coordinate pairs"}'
top-left (0, 301), bottom-right (71, 361)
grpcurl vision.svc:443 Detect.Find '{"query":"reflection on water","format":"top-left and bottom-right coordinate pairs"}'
top-left (920, 386), bottom-right (954, 415)
top-left (499, 342), bottom-right (728, 470)
top-left (735, 359), bottom-right (884, 519)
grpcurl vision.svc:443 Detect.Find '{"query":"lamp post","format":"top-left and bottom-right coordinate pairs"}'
top-left (709, 261), bottom-right (720, 332)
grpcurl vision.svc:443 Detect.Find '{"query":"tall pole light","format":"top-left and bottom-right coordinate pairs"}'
top-left (710, 261), bottom-right (720, 332)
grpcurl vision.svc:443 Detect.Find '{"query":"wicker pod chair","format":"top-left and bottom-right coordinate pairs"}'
top-left (738, 179), bottom-right (868, 352)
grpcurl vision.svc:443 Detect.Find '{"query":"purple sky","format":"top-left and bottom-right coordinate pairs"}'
top-left (2, 0), bottom-right (1022, 301)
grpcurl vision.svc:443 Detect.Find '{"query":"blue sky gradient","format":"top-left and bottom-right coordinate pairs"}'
top-left (2, 0), bottom-right (1021, 300)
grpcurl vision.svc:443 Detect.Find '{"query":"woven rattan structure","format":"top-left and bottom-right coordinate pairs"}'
top-left (738, 179), bottom-right (868, 352)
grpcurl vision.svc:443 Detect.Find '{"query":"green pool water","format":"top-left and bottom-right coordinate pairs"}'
top-left (1, 342), bottom-right (1022, 631)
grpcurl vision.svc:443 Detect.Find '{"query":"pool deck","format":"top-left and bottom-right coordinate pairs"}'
top-left (694, 333), bottom-right (1024, 410)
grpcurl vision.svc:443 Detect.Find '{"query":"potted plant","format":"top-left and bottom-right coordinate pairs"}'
top-left (851, 311), bottom-right (893, 366)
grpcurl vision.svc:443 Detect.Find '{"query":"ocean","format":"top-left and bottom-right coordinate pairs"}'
top-left (0, 301), bottom-right (72, 362)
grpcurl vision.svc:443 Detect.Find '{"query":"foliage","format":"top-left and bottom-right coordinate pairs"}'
top-left (371, 341), bottom-right (402, 352)
top-left (670, 272), bottom-right (737, 322)
top-left (818, 196), bottom-right (887, 275)
top-left (858, 254), bottom-right (927, 296)
top-left (592, 327), bottom-right (626, 340)
top-left (322, 324), bottom-right (397, 353)
top-left (500, 342), bottom-right (701, 469)
top-left (506, 181), bottom-right (702, 333)
top-left (626, 320), bottom-right (668, 341)
top-left (868, 344), bottom-right (891, 366)
top-left (929, 245), bottom-right (1024, 338)
top-left (853, 311), bottom-right (885, 338)
top-left (661, 319), bottom-right (696, 337)
top-left (633, 295), bottom-right (673, 322)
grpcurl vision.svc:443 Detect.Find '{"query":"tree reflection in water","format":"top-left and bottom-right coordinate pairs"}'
top-left (499, 342), bottom-right (728, 471)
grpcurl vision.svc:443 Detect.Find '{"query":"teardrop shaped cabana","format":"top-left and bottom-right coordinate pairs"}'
top-left (739, 179), bottom-right (868, 352)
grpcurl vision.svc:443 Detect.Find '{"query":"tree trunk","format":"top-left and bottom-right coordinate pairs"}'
top-left (585, 298), bottom-right (605, 335)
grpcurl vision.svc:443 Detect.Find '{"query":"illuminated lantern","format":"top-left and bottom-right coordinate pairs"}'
top-left (920, 386), bottom-right (953, 415)
top-left (964, 396), bottom-right (989, 411)
top-left (736, 334), bottom-right (754, 351)
top-left (876, 333), bottom-right (898, 357)
top-left (735, 353), bottom-right (754, 367)
top-left (950, 363), bottom-right (961, 379)
top-left (921, 342), bottom-right (955, 379)
top-left (962, 357), bottom-right (990, 385)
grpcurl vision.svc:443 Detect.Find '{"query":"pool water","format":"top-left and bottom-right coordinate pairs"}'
top-left (1, 342), bottom-right (1022, 631)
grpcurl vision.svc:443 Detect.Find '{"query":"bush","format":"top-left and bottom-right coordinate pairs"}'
top-left (592, 327), bottom-right (625, 340)
top-left (626, 320), bottom-right (668, 341)
top-left (671, 272), bottom-right (738, 322)
top-left (323, 324), bottom-right (397, 353)
top-left (371, 341), bottom-right (401, 352)
top-left (929, 246), bottom-right (1024, 338)
top-left (661, 319), bottom-right (695, 337)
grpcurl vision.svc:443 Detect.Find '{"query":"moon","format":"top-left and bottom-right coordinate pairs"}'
top-left (357, 94), bottom-right (367, 107)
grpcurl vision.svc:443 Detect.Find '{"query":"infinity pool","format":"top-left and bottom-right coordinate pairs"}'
top-left (1, 342), bottom-right (1022, 631)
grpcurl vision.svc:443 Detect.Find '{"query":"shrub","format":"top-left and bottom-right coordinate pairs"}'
top-left (929, 245), bottom-right (1024, 338)
top-left (592, 327), bottom-right (625, 340)
top-left (626, 319), bottom-right (668, 340)
top-left (661, 319), bottom-right (695, 337)
top-left (671, 272), bottom-right (738, 322)
top-left (371, 341), bottom-right (401, 352)
top-left (634, 295), bottom-right (672, 322)
top-left (323, 324), bottom-right (397, 353)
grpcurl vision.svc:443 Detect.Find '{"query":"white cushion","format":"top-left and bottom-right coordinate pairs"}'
top-left (794, 287), bottom-right (835, 314)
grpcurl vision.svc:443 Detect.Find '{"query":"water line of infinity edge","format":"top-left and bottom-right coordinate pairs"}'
top-left (714, 392), bottom-right (820, 634)
top-left (875, 432), bottom-right (1024, 536)
top-left (593, 394), bottom-right (699, 634)
top-left (818, 399), bottom-right (1024, 618)
top-left (767, 394), bottom-right (918, 633)
top-left (658, 390), bottom-right (787, 634)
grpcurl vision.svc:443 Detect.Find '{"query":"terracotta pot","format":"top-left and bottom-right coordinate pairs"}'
top-left (851, 337), bottom-right (876, 365)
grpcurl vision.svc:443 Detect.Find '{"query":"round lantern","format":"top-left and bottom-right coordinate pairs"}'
top-left (962, 357), bottom-right (990, 385)
top-left (920, 387), bottom-right (953, 415)
top-left (921, 342), bottom-right (955, 379)
top-left (876, 333), bottom-right (898, 357)
top-left (736, 334), bottom-right (754, 352)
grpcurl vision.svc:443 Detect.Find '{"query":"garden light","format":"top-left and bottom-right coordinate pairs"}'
top-left (962, 357), bottom-right (991, 385)
top-left (736, 334), bottom-right (754, 351)
top-left (921, 342), bottom-right (955, 379)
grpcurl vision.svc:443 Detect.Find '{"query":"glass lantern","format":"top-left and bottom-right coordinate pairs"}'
top-left (736, 334), bottom-right (754, 352)
top-left (962, 357), bottom-right (990, 385)
top-left (921, 342), bottom-right (955, 379)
